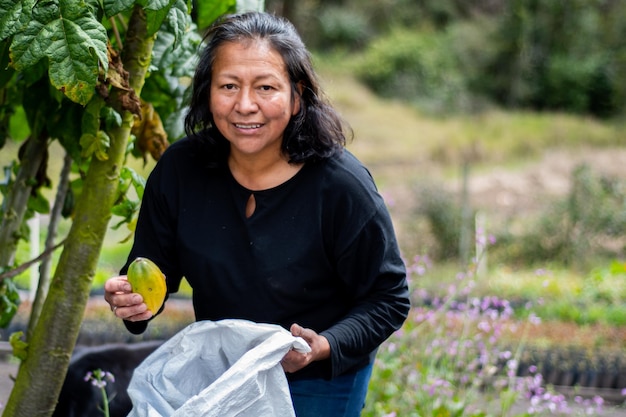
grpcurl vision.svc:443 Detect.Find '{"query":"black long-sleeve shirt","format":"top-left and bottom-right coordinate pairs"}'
top-left (121, 137), bottom-right (410, 380)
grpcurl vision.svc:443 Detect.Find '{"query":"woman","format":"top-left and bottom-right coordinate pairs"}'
top-left (104, 11), bottom-right (410, 417)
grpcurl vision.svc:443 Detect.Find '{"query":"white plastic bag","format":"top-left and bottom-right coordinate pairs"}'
top-left (126, 319), bottom-right (311, 417)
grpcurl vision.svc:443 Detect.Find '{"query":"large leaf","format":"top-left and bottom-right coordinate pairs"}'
top-left (0, 0), bottom-right (34, 40)
top-left (196, 0), bottom-right (236, 30)
top-left (140, 1), bottom-right (197, 139)
top-left (140, 0), bottom-right (178, 37)
top-left (10, 0), bottom-right (108, 105)
top-left (103, 0), bottom-right (135, 17)
top-left (152, 14), bottom-right (200, 76)
top-left (161, 0), bottom-right (190, 45)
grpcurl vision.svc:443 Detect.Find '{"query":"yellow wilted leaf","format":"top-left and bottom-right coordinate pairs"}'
top-left (132, 100), bottom-right (169, 163)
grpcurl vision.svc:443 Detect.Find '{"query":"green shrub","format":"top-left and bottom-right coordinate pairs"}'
top-left (476, 0), bottom-right (626, 117)
top-left (540, 54), bottom-right (615, 115)
top-left (354, 28), bottom-right (469, 114)
top-left (311, 6), bottom-right (373, 51)
top-left (491, 164), bottom-right (626, 268)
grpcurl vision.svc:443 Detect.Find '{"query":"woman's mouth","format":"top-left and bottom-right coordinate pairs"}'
top-left (234, 123), bottom-right (262, 129)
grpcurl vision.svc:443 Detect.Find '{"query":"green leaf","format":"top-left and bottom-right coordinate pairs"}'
top-left (0, 0), bottom-right (34, 41)
top-left (80, 130), bottom-right (110, 161)
top-left (28, 189), bottom-right (51, 214)
top-left (142, 0), bottom-right (177, 36)
top-left (102, 106), bottom-right (123, 130)
top-left (122, 166), bottom-right (146, 199)
top-left (111, 199), bottom-right (138, 219)
top-left (0, 279), bottom-right (20, 328)
top-left (10, 0), bottom-right (108, 105)
top-left (152, 16), bottom-right (200, 76)
top-left (195, 0), bottom-right (235, 30)
top-left (9, 331), bottom-right (28, 360)
top-left (103, 0), bottom-right (134, 17)
top-left (82, 96), bottom-right (106, 137)
top-left (111, 167), bottom-right (145, 229)
top-left (161, 0), bottom-right (190, 45)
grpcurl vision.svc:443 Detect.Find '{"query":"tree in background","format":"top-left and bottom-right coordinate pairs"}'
top-left (274, 0), bottom-right (626, 118)
top-left (0, 0), bottom-right (262, 415)
top-left (475, 0), bottom-right (626, 117)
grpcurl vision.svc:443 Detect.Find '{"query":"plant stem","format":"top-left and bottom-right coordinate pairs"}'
top-left (100, 385), bottom-right (110, 417)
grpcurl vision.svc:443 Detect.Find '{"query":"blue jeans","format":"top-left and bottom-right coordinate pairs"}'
top-left (288, 363), bottom-right (374, 417)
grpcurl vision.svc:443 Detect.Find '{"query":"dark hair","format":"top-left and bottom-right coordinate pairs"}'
top-left (184, 11), bottom-right (349, 165)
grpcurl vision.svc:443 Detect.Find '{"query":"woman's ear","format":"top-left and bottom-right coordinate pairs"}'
top-left (292, 82), bottom-right (304, 116)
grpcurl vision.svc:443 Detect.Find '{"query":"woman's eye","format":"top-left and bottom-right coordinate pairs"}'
top-left (224, 84), bottom-right (235, 90)
top-left (260, 85), bottom-right (273, 91)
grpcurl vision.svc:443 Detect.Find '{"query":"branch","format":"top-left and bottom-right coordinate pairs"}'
top-left (109, 17), bottom-right (123, 50)
top-left (0, 239), bottom-right (66, 281)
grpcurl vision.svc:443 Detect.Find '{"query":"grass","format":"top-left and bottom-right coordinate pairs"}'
top-left (315, 52), bottom-right (624, 177)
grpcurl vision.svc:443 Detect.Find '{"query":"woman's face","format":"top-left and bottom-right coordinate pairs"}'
top-left (209, 39), bottom-right (300, 162)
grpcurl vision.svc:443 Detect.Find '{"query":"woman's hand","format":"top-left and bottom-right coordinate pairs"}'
top-left (281, 323), bottom-right (331, 373)
top-left (103, 276), bottom-right (152, 322)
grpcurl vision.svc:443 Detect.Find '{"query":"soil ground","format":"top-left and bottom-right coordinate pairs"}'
top-left (384, 146), bottom-right (626, 231)
top-left (461, 147), bottom-right (626, 216)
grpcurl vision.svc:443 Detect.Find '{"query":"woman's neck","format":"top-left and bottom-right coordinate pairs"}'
top-left (228, 152), bottom-right (303, 191)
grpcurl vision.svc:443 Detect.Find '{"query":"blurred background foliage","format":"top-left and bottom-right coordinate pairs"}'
top-left (259, 0), bottom-right (626, 272)
top-left (266, 0), bottom-right (626, 118)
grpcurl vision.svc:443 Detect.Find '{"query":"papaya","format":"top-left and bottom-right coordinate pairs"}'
top-left (127, 257), bottom-right (167, 314)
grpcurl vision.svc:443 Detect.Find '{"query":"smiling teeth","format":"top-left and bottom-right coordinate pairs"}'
top-left (235, 124), bottom-right (262, 129)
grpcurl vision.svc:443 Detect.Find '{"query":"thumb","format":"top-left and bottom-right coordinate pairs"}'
top-left (290, 323), bottom-right (304, 337)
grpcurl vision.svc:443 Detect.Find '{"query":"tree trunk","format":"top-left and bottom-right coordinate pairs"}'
top-left (0, 133), bottom-right (48, 268)
top-left (26, 151), bottom-right (72, 342)
top-left (2, 6), bottom-right (155, 417)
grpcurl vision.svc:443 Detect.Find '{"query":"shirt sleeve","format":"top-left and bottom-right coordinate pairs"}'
top-left (320, 197), bottom-right (410, 378)
top-left (119, 148), bottom-right (185, 334)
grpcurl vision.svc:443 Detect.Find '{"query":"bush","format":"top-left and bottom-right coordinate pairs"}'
top-left (539, 54), bottom-right (617, 116)
top-left (475, 0), bottom-right (626, 118)
top-left (354, 28), bottom-right (470, 114)
top-left (491, 164), bottom-right (626, 268)
top-left (310, 6), bottom-right (373, 51)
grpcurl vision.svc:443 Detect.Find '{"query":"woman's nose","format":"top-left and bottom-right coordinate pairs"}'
top-left (235, 89), bottom-right (258, 114)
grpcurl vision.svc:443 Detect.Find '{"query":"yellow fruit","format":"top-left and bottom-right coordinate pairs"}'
top-left (127, 257), bottom-right (167, 314)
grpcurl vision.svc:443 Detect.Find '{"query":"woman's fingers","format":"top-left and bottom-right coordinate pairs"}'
top-left (104, 275), bottom-right (132, 294)
top-left (104, 275), bottom-right (152, 321)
